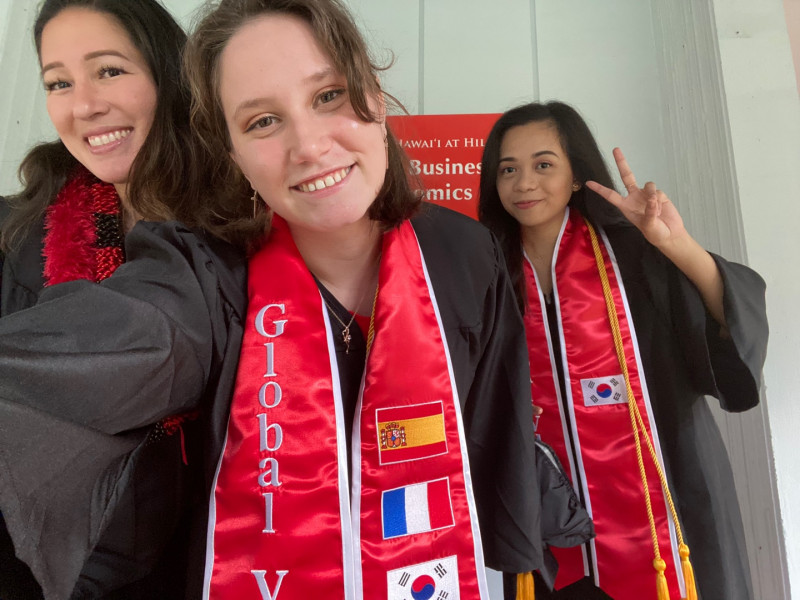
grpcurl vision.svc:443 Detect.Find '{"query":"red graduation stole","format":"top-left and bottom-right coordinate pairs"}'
top-left (523, 208), bottom-right (684, 599)
top-left (204, 216), bottom-right (488, 599)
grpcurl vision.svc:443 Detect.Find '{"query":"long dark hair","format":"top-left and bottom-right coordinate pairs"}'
top-left (1, 0), bottom-right (229, 252)
top-left (478, 101), bottom-right (628, 312)
top-left (184, 0), bottom-right (422, 249)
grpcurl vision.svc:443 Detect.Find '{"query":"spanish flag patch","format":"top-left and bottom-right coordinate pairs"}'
top-left (376, 401), bottom-right (447, 464)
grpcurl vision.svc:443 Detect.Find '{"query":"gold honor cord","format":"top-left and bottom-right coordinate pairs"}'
top-left (585, 219), bottom-right (697, 600)
top-left (366, 283), bottom-right (379, 354)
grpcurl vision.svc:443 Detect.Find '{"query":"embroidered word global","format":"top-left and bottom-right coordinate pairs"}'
top-left (253, 303), bottom-right (289, 599)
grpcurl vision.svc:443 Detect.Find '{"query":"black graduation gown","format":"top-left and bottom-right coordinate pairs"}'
top-left (186, 204), bottom-right (544, 597)
top-left (319, 203), bottom-right (544, 567)
top-left (0, 212), bottom-right (248, 599)
top-left (1, 203), bottom-right (544, 598)
top-left (613, 225), bottom-right (766, 600)
top-left (522, 223), bottom-right (767, 600)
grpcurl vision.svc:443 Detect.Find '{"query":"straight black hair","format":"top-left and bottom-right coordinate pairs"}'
top-left (478, 101), bottom-right (628, 312)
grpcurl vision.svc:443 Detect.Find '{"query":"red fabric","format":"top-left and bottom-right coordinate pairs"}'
top-left (42, 167), bottom-right (192, 455)
top-left (523, 209), bottom-right (682, 599)
top-left (43, 166), bottom-right (123, 285)
top-left (360, 219), bottom-right (483, 599)
top-left (206, 215), bottom-right (486, 599)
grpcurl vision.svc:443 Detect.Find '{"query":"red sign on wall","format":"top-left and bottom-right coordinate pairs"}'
top-left (387, 113), bottom-right (501, 220)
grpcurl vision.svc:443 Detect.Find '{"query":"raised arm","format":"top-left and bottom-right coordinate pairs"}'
top-left (586, 148), bottom-right (726, 329)
top-left (0, 221), bottom-right (245, 599)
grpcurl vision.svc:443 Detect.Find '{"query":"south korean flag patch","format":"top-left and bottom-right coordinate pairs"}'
top-left (580, 374), bottom-right (626, 407)
top-left (387, 555), bottom-right (459, 600)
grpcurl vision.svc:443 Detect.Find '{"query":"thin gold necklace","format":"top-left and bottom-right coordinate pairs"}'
top-left (322, 253), bottom-right (381, 354)
top-left (323, 294), bottom-right (363, 354)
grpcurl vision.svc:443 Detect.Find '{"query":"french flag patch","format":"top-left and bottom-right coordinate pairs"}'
top-left (382, 477), bottom-right (455, 539)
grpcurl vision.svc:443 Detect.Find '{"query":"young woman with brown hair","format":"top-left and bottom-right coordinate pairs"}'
top-left (181, 1), bottom-right (543, 598)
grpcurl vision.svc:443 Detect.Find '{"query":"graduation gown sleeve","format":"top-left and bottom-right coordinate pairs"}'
top-left (627, 227), bottom-right (768, 412)
top-left (0, 197), bottom-right (46, 317)
top-left (457, 232), bottom-right (543, 574)
top-left (700, 253), bottom-right (767, 411)
top-left (607, 225), bottom-right (767, 600)
top-left (0, 221), bottom-right (246, 599)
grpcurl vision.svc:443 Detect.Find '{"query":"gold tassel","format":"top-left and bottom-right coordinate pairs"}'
top-left (679, 544), bottom-right (698, 600)
top-left (654, 558), bottom-right (671, 600)
top-left (516, 571), bottom-right (535, 600)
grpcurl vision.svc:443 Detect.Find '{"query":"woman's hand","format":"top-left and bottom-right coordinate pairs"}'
top-left (585, 148), bottom-right (688, 251)
top-left (586, 148), bottom-right (727, 329)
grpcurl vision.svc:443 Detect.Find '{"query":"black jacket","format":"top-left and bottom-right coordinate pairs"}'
top-left (0, 206), bottom-right (247, 599)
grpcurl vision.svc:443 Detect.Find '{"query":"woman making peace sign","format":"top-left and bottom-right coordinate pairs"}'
top-left (479, 101), bottom-right (767, 600)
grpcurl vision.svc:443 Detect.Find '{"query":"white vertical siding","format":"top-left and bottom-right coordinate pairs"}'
top-left (535, 0), bottom-right (672, 197)
top-left (0, 1), bottom-right (52, 196)
top-left (714, 0), bottom-right (800, 597)
top-left (347, 0), bottom-right (422, 113)
top-left (421, 0), bottom-right (536, 114)
top-left (648, 2), bottom-right (791, 597)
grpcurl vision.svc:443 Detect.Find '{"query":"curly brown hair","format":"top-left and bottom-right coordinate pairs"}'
top-left (183, 0), bottom-right (421, 249)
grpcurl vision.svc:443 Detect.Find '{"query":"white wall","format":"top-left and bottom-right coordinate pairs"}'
top-left (785, 0), bottom-right (800, 95)
top-left (714, 1), bottom-right (800, 597)
top-left (0, 1), bottom-right (51, 196)
top-left (0, 0), bottom-right (671, 199)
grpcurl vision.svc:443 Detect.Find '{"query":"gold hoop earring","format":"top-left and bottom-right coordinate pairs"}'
top-left (572, 182), bottom-right (581, 192)
top-left (383, 129), bottom-right (389, 169)
top-left (252, 188), bottom-right (260, 218)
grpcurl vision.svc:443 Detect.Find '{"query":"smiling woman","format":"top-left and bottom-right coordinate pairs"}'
top-left (181, 1), bottom-right (544, 598)
top-left (39, 8), bottom-right (158, 199)
top-left (0, 1), bottom-right (250, 598)
top-left (0, 0), bottom-right (218, 257)
top-left (479, 101), bottom-right (768, 600)
top-left (220, 14), bottom-right (388, 240)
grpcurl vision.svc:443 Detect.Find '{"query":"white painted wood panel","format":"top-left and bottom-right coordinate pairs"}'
top-left (0, 1), bottom-right (52, 196)
top-left (650, 2), bottom-right (789, 598)
top-left (348, 0), bottom-right (421, 114)
top-left (714, 0), bottom-right (800, 597)
top-left (422, 0), bottom-right (536, 114)
top-left (535, 0), bottom-right (673, 198)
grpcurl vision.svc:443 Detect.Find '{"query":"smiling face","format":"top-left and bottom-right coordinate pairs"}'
top-left (219, 13), bottom-right (387, 236)
top-left (40, 7), bottom-right (157, 193)
top-left (496, 120), bottom-right (576, 234)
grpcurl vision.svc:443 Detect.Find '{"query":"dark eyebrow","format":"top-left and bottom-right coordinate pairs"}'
top-left (41, 49), bottom-right (130, 75)
top-left (306, 67), bottom-right (337, 83)
top-left (498, 150), bottom-right (558, 163)
top-left (232, 67), bottom-right (340, 121)
top-left (232, 97), bottom-right (271, 121)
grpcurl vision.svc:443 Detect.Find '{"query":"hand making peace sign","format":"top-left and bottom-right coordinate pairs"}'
top-left (585, 148), bottom-right (688, 251)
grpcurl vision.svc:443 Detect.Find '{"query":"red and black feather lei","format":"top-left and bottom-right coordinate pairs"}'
top-left (43, 165), bottom-right (124, 285)
top-left (42, 166), bottom-right (196, 463)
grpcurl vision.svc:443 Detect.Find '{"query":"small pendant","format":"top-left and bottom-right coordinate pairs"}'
top-left (342, 326), bottom-right (352, 354)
